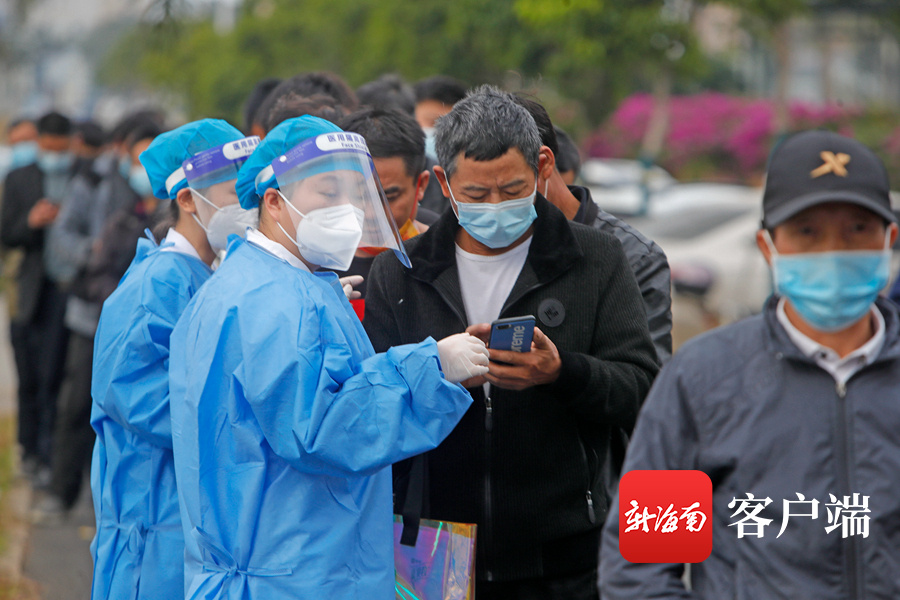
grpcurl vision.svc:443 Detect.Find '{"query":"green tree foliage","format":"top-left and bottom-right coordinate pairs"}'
top-left (101, 0), bottom-right (708, 126)
top-left (515, 0), bottom-right (707, 122)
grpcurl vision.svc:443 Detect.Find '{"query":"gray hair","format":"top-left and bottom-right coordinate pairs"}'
top-left (434, 84), bottom-right (541, 180)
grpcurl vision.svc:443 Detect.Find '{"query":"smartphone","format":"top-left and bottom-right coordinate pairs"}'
top-left (489, 315), bottom-right (535, 353)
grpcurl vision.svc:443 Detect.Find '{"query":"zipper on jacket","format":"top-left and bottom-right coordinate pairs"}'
top-left (578, 436), bottom-right (597, 525)
top-left (483, 391), bottom-right (494, 581)
top-left (833, 379), bottom-right (859, 600)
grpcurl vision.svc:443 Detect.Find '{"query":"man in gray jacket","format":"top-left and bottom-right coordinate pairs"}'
top-left (600, 130), bottom-right (900, 599)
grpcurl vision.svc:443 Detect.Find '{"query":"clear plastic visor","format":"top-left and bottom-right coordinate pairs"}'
top-left (190, 180), bottom-right (255, 228)
top-left (183, 138), bottom-right (257, 193)
top-left (187, 163), bottom-right (242, 195)
top-left (273, 137), bottom-right (410, 267)
top-left (184, 137), bottom-right (259, 224)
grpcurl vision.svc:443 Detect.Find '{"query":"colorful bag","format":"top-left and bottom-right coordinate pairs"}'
top-left (394, 515), bottom-right (476, 600)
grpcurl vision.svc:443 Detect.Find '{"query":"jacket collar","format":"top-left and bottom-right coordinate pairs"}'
top-left (569, 185), bottom-right (599, 225)
top-left (406, 193), bottom-right (583, 286)
top-left (763, 294), bottom-right (900, 363)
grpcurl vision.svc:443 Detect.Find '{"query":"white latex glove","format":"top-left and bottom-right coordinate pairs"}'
top-left (339, 275), bottom-right (364, 300)
top-left (436, 333), bottom-right (490, 383)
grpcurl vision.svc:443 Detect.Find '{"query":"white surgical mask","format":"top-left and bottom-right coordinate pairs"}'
top-left (191, 190), bottom-right (257, 251)
top-left (277, 190), bottom-right (364, 271)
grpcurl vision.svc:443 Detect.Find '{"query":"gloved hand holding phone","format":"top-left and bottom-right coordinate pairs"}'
top-left (436, 333), bottom-right (490, 383)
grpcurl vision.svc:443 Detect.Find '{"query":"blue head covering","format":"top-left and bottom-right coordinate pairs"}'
top-left (140, 118), bottom-right (245, 200)
top-left (235, 115), bottom-right (342, 209)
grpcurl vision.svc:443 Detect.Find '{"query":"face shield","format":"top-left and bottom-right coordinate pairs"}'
top-left (266, 132), bottom-right (412, 269)
top-left (178, 136), bottom-right (260, 251)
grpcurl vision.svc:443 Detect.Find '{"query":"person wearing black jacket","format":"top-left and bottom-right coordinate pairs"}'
top-left (513, 96), bottom-right (672, 363)
top-left (364, 86), bottom-right (659, 599)
top-left (0, 111), bottom-right (73, 478)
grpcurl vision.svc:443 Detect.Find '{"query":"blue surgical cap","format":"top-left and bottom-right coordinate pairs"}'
top-left (140, 118), bottom-right (245, 200)
top-left (235, 115), bottom-right (343, 209)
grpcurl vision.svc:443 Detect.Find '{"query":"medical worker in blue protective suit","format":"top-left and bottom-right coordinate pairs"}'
top-left (90, 119), bottom-right (260, 600)
top-left (168, 115), bottom-right (489, 600)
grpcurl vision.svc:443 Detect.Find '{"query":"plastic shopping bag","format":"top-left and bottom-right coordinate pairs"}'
top-left (394, 515), bottom-right (476, 600)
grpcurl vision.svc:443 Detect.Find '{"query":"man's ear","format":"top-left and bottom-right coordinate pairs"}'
top-left (756, 229), bottom-right (774, 266)
top-left (433, 166), bottom-right (451, 199)
top-left (889, 222), bottom-right (899, 248)
top-left (415, 170), bottom-right (431, 203)
top-left (175, 188), bottom-right (197, 215)
top-left (538, 145), bottom-right (555, 181)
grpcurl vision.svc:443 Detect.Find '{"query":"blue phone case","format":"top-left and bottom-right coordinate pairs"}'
top-left (489, 316), bottom-right (535, 352)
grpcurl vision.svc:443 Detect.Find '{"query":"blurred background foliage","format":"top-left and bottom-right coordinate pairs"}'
top-left (95, 0), bottom-right (900, 183)
top-left (99, 0), bottom-right (708, 126)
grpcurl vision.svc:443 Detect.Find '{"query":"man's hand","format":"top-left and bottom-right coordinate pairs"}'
top-left (27, 199), bottom-right (59, 229)
top-left (485, 326), bottom-right (562, 391)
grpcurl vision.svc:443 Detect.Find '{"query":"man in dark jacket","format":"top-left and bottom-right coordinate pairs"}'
top-left (0, 111), bottom-right (73, 478)
top-left (601, 130), bottom-right (900, 599)
top-left (365, 85), bottom-right (659, 599)
top-left (33, 117), bottom-right (161, 521)
top-left (514, 96), bottom-right (672, 363)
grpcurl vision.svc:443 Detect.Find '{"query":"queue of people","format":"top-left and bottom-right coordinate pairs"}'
top-left (0, 69), bottom-right (898, 600)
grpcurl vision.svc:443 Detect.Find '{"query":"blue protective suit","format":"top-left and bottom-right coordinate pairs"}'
top-left (168, 236), bottom-right (473, 599)
top-left (90, 237), bottom-right (213, 600)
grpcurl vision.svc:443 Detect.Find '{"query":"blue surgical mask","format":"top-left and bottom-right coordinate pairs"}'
top-left (119, 155), bottom-right (132, 179)
top-left (10, 141), bottom-right (38, 170)
top-left (764, 230), bottom-right (891, 332)
top-left (37, 151), bottom-right (73, 175)
top-left (449, 181), bottom-right (537, 249)
top-left (129, 165), bottom-right (154, 198)
top-left (423, 127), bottom-right (437, 162)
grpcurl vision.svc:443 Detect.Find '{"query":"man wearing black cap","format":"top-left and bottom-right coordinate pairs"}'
top-left (600, 130), bottom-right (900, 599)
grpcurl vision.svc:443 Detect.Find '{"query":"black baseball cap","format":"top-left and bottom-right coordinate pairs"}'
top-left (762, 130), bottom-right (895, 228)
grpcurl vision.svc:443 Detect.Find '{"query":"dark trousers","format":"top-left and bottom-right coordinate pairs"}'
top-left (477, 567), bottom-right (599, 600)
top-left (50, 332), bottom-right (95, 508)
top-left (9, 282), bottom-right (69, 466)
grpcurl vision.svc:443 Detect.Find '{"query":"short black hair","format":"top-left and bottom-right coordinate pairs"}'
top-left (256, 71), bottom-right (358, 132)
top-left (264, 93), bottom-right (348, 132)
top-left (554, 126), bottom-right (581, 177)
top-left (126, 121), bottom-right (164, 149)
top-left (414, 75), bottom-right (467, 106)
top-left (356, 74), bottom-right (415, 115)
top-left (109, 110), bottom-right (166, 145)
top-left (36, 111), bottom-right (72, 136)
top-left (75, 120), bottom-right (105, 149)
top-left (512, 95), bottom-right (557, 157)
top-left (340, 107), bottom-right (426, 178)
top-left (243, 77), bottom-right (282, 132)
